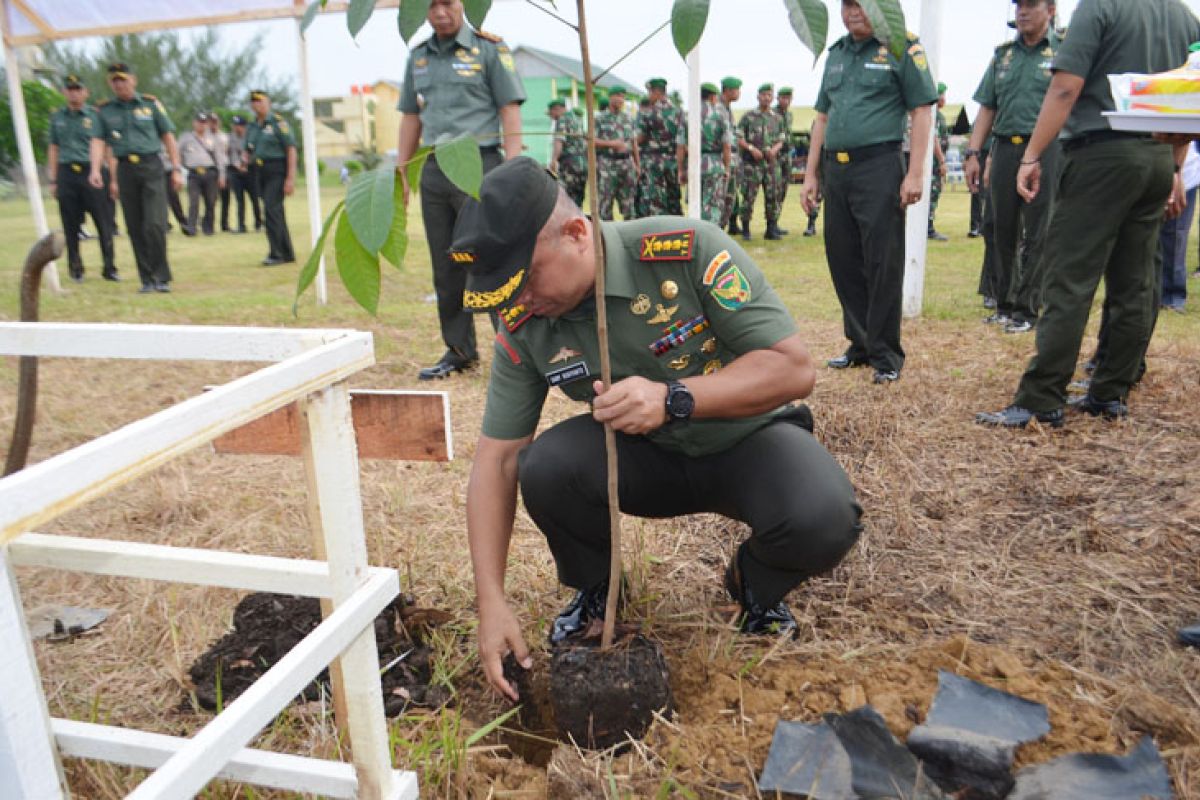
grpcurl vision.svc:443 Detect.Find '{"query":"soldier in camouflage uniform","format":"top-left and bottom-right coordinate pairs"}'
top-left (719, 76), bottom-right (743, 233)
top-left (738, 83), bottom-right (784, 240)
top-left (594, 87), bottom-right (637, 220)
top-left (548, 99), bottom-right (586, 206)
top-left (928, 83), bottom-right (950, 241)
top-left (773, 87), bottom-right (795, 235)
top-left (697, 83), bottom-right (732, 223)
top-left (636, 77), bottom-right (684, 217)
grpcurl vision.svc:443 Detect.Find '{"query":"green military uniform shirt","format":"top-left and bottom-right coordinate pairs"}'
top-left (96, 94), bottom-right (174, 157)
top-left (246, 113), bottom-right (296, 161)
top-left (398, 26), bottom-right (526, 147)
top-left (482, 218), bottom-right (798, 457)
top-left (555, 110), bottom-right (586, 163)
top-left (49, 105), bottom-right (101, 163)
top-left (974, 31), bottom-right (1060, 137)
top-left (1052, 0), bottom-right (1200, 139)
top-left (738, 108), bottom-right (781, 152)
top-left (815, 33), bottom-right (938, 151)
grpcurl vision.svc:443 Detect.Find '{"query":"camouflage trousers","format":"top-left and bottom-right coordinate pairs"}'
top-left (777, 155), bottom-right (792, 213)
top-left (558, 156), bottom-right (586, 208)
top-left (740, 157), bottom-right (780, 225)
top-left (636, 152), bottom-right (682, 218)
top-left (700, 154), bottom-right (727, 224)
top-left (722, 157), bottom-right (741, 227)
top-left (596, 156), bottom-right (636, 220)
top-left (928, 168), bottom-right (944, 226)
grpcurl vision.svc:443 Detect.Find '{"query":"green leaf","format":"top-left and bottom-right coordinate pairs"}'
top-left (380, 178), bottom-right (409, 269)
top-left (670, 0), bottom-right (710, 59)
top-left (463, 0), bottom-right (492, 29)
top-left (860, 0), bottom-right (908, 60)
top-left (782, 0), bottom-right (828, 63)
top-left (345, 166), bottom-right (396, 254)
top-left (347, 0), bottom-right (376, 38)
top-left (464, 706), bottom-right (520, 748)
top-left (334, 212), bottom-right (382, 315)
top-left (293, 200), bottom-right (344, 315)
top-left (300, 0), bottom-right (321, 36)
top-left (398, 0), bottom-right (431, 44)
top-left (404, 145), bottom-right (433, 196)
top-left (434, 135), bottom-right (483, 199)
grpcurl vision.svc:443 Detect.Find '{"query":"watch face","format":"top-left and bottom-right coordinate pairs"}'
top-left (668, 384), bottom-right (694, 419)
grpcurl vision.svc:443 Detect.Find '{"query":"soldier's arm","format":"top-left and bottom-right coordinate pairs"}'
top-left (284, 145), bottom-right (297, 196)
top-left (1018, 71), bottom-right (1084, 202)
top-left (499, 103), bottom-right (523, 159)
top-left (397, 114), bottom-right (422, 196)
top-left (801, 113), bottom-right (828, 214)
top-left (47, 143), bottom-right (58, 174)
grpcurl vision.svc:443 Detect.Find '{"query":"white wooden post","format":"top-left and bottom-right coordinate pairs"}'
top-left (0, 548), bottom-right (68, 800)
top-left (902, 0), bottom-right (944, 318)
top-left (0, 0), bottom-right (61, 294)
top-left (686, 48), bottom-right (701, 219)
top-left (296, 14), bottom-right (328, 305)
top-left (300, 384), bottom-right (395, 800)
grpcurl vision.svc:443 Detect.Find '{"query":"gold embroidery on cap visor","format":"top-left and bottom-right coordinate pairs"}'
top-left (464, 268), bottom-right (526, 310)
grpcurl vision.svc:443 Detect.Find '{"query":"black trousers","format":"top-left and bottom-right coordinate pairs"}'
top-left (518, 414), bottom-right (863, 610)
top-left (990, 139), bottom-right (1060, 323)
top-left (218, 172), bottom-right (232, 230)
top-left (419, 147), bottom-right (504, 361)
top-left (164, 170), bottom-right (187, 229)
top-left (186, 168), bottom-right (219, 235)
top-left (975, 153), bottom-right (1000, 300)
top-left (244, 165), bottom-right (264, 228)
top-left (257, 159), bottom-right (294, 261)
top-left (56, 162), bottom-right (116, 277)
top-left (822, 149), bottom-right (906, 373)
top-left (117, 157), bottom-right (171, 286)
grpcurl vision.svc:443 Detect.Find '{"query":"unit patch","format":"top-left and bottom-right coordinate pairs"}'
top-left (546, 361), bottom-right (590, 387)
top-left (711, 265), bottom-right (751, 311)
top-left (702, 250), bottom-right (731, 285)
top-left (640, 229), bottom-right (694, 261)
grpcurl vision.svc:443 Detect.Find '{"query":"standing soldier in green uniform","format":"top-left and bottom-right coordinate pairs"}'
top-left (926, 83), bottom-right (951, 241)
top-left (90, 62), bottom-right (181, 294)
top-left (593, 87), bottom-right (638, 221)
top-left (547, 99), bottom-right (585, 206)
top-left (739, 83), bottom-right (785, 241)
top-left (801, 2), bottom-right (937, 384)
top-left (635, 77), bottom-right (684, 217)
top-left (448, 158), bottom-right (862, 698)
top-left (398, 0), bottom-right (526, 381)
top-left (697, 82), bottom-right (732, 224)
top-left (245, 90), bottom-right (296, 266)
top-left (773, 87), bottom-right (795, 235)
top-left (976, 0), bottom-right (1200, 428)
top-left (49, 74), bottom-right (117, 283)
top-left (719, 77), bottom-right (743, 234)
top-left (966, 0), bottom-right (1061, 334)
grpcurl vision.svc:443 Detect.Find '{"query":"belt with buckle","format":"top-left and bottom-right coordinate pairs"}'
top-left (119, 153), bottom-right (151, 164)
top-left (1062, 129), bottom-right (1153, 152)
top-left (998, 134), bottom-right (1030, 145)
top-left (69, 163), bottom-right (84, 173)
top-left (194, 166), bottom-right (206, 175)
top-left (824, 141), bottom-right (901, 164)
top-left (255, 158), bottom-right (264, 166)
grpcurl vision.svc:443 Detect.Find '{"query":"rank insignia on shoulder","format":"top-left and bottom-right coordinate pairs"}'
top-left (477, 29), bottom-right (504, 43)
top-left (449, 250), bottom-right (477, 264)
top-left (710, 264), bottom-right (751, 311)
top-left (499, 303), bottom-right (532, 332)
top-left (640, 229), bottom-right (694, 261)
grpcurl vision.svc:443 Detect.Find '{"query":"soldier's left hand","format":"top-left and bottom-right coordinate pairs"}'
top-left (284, 177), bottom-right (295, 196)
top-left (171, 171), bottom-right (184, 191)
top-left (899, 173), bottom-right (923, 208)
top-left (1166, 173), bottom-right (1186, 220)
top-left (591, 377), bottom-right (669, 434)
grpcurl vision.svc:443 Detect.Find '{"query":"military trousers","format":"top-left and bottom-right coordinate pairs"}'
top-left (420, 146), bottom-right (504, 362)
top-left (596, 155), bottom-right (636, 220)
top-left (722, 157), bottom-right (742, 228)
top-left (990, 138), bottom-right (1060, 323)
top-left (700, 153), bottom-right (727, 224)
top-left (557, 155), bottom-right (586, 208)
top-left (55, 162), bottom-right (116, 278)
top-left (186, 167), bottom-right (219, 235)
top-left (116, 156), bottom-right (171, 287)
top-left (257, 158), bottom-right (294, 262)
top-left (777, 154), bottom-right (792, 213)
top-left (636, 152), bottom-right (682, 218)
top-left (1014, 137), bottom-right (1174, 411)
top-left (740, 156), bottom-right (780, 228)
top-left (822, 146), bottom-right (906, 373)
top-left (518, 413), bottom-right (862, 610)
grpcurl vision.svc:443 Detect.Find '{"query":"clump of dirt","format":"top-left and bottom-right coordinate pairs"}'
top-left (186, 592), bottom-right (453, 716)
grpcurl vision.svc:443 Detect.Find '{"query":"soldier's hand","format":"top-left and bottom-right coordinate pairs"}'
top-left (108, 181), bottom-right (119, 201)
top-left (591, 377), bottom-right (669, 434)
top-left (801, 179), bottom-right (820, 215)
top-left (218, 177), bottom-right (226, 190)
top-left (899, 173), bottom-right (923, 208)
top-left (478, 599), bottom-right (530, 702)
top-left (678, 170), bottom-right (687, 186)
top-left (1166, 173), bottom-right (1186, 220)
top-left (284, 176), bottom-right (295, 196)
top-left (964, 157), bottom-right (981, 193)
top-left (88, 171), bottom-right (103, 190)
top-left (1017, 160), bottom-right (1041, 203)
top-left (939, 162), bottom-right (948, 178)
top-left (171, 171), bottom-right (184, 192)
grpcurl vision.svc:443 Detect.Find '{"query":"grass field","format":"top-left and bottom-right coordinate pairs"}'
top-left (2, 182), bottom-right (1200, 798)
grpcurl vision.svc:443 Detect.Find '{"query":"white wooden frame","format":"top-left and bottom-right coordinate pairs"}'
top-left (0, 323), bottom-right (423, 800)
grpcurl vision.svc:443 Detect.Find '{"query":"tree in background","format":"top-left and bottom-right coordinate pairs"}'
top-left (0, 72), bottom-right (63, 171)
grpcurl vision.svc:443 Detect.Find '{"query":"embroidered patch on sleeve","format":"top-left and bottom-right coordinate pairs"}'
top-left (710, 265), bottom-right (752, 311)
top-left (702, 250), bottom-right (731, 286)
top-left (640, 230), bottom-right (695, 261)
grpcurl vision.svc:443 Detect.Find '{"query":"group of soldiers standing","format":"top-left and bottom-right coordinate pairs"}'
top-left (548, 76), bottom-right (799, 240)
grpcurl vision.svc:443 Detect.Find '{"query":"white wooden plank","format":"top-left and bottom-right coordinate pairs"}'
top-left (53, 719), bottom-right (359, 798)
top-left (0, 333), bottom-right (374, 543)
top-left (0, 549), bottom-right (67, 800)
top-left (386, 771), bottom-right (421, 800)
top-left (0, 322), bottom-right (359, 362)
top-left (9, 533), bottom-right (335, 597)
top-left (126, 568), bottom-right (399, 800)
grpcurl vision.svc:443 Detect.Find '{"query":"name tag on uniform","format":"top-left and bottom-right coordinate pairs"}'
top-left (864, 63), bottom-right (892, 71)
top-left (546, 361), bottom-right (590, 387)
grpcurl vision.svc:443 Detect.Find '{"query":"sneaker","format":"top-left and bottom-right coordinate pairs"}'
top-left (827, 354), bottom-right (869, 369)
top-left (968, 228), bottom-right (982, 238)
top-left (1068, 393), bottom-right (1128, 419)
top-left (984, 312), bottom-right (1011, 326)
top-left (803, 225), bottom-right (817, 237)
top-left (549, 581), bottom-right (612, 644)
top-left (928, 229), bottom-right (948, 242)
top-left (724, 544), bottom-right (797, 636)
top-left (983, 296), bottom-right (997, 310)
top-left (154, 281), bottom-right (171, 293)
top-left (872, 369), bottom-right (900, 384)
top-left (975, 404), bottom-right (1064, 429)
top-left (138, 283), bottom-right (155, 294)
top-left (1004, 319), bottom-right (1034, 334)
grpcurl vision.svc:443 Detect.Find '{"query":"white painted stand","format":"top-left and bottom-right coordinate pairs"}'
top-left (0, 324), bottom-right (424, 799)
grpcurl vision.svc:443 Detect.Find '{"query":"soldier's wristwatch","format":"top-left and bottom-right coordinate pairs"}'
top-left (664, 380), bottom-right (694, 423)
top-left (963, 148), bottom-right (981, 159)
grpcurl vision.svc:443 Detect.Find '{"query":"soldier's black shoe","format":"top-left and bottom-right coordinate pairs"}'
top-left (138, 282), bottom-right (155, 294)
top-left (928, 228), bottom-right (948, 242)
top-left (1068, 393), bottom-right (1128, 419)
top-left (764, 224), bottom-right (782, 241)
top-left (983, 296), bottom-right (997, 309)
top-left (103, 271), bottom-right (120, 282)
top-left (262, 257), bottom-right (290, 266)
top-left (418, 352), bottom-right (478, 381)
top-left (1178, 623), bottom-right (1200, 647)
top-left (975, 404), bottom-right (1064, 429)
top-left (803, 225), bottom-right (817, 237)
top-left (826, 354), bottom-right (869, 369)
top-left (154, 281), bottom-right (171, 293)
top-left (741, 224), bottom-right (752, 241)
top-left (724, 545), bottom-right (797, 637)
top-left (776, 226), bottom-right (789, 236)
top-left (728, 218), bottom-right (741, 235)
top-left (968, 227), bottom-right (982, 238)
top-left (550, 581), bottom-right (611, 644)
top-left (872, 369), bottom-right (900, 384)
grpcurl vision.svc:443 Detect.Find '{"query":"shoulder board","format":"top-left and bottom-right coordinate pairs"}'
top-left (475, 29), bottom-right (503, 43)
top-left (995, 40), bottom-right (1014, 53)
top-left (498, 304), bottom-right (532, 333)
top-left (639, 229), bottom-right (695, 262)
top-left (906, 31), bottom-right (919, 42)
top-left (141, 93), bottom-right (157, 101)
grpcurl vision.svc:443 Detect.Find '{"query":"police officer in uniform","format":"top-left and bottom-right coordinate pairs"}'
top-left (774, 87), bottom-right (795, 235)
top-left (398, 0), bottom-right (526, 381)
top-left (245, 90), bottom-right (297, 266)
top-left (228, 115), bottom-right (261, 233)
top-left (49, 74), bottom-right (117, 282)
top-left (593, 86), bottom-right (638, 220)
top-left (90, 62), bottom-right (182, 294)
top-left (547, 99), bottom-right (585, 206)
top-left (178, 111), bottom-right (227, 236)
top-left (801, 2), bottom-right (937, 384)
top-left (451, 158), bottom-right (862, 701)
top-left (976, 0), bottom-right (1200, 428)
top-left (738, 83), bottom-right (784, 241)
top-left (719, 77), bottom-right (744, 234)
top-left (966, 0), bottom-right (1060, 334)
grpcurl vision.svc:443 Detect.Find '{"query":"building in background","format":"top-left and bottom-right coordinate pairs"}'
top-left (312, 80), bottom-right (401, 166)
